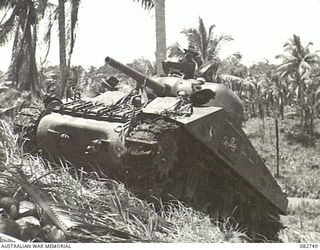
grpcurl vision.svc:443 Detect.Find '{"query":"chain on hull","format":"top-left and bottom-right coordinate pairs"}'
top-left (124, 118), bottom-right (283, 242)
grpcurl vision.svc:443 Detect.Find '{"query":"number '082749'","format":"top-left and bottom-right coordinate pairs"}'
top-left (300, 244), bottom-right (318, 248)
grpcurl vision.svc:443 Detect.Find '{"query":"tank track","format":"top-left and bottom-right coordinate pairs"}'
top-left (123, 117), bottom-right (283, 242)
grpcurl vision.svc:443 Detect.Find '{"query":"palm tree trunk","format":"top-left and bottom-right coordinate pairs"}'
top-left (58, 0), bottom-right (67, 98)
top-left (279, 91), bottom-right (284, 120)
top-left (297, 74), bottom-right (305, 133)
top-left (10, 27), bottom-right (21, 87)
top-left (30, 23), bottom-right (39, 95)
top-left (13, 7), bottom-right (31, 91)
top-left (154, 0), bottom-right (166, 76)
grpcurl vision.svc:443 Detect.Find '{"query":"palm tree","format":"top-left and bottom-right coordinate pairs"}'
top-left (57, 0), bottom-right (80, 98)
top-left (154, 0), bottom-right (166, 76)
top-left (58, 0), bottom-right (67, 98)
top-left (276, 34), bottom-right (320, 133)
top-left (168, 17), bottom-right (233, 80)
top-left (0, 0), bottom-right (48, 94)
top-left (133, 0), bottom-right (166, 76)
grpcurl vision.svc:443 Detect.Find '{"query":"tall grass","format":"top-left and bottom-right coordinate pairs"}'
top-left (244, 117), bottom-right (320, 198)
top-left (244, 117), bottom-right (320, 243)
top-left (0, 118), bottom-right (246, 243)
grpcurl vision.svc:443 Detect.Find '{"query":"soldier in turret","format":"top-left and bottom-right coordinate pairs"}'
top-left (178, 45), bottom-right (200, 79)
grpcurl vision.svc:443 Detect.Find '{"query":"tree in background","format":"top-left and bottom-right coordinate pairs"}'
top-left (0, 0), bottom-right (80, 98)
top-left (276, 34), bottom-right (320, 134)
top-left (127, 57), bottom-right (156, 76)
top-left (154, 0), bottom-right (166, 76)
top-left (0, 0), bottom-right (50, 94)
top-left (58, 0), bottom-right (66, 97)
top-left (168, 17), bottom-right (233, 81)
top-left (134, 0), bottom-right (166, 76)
top-left (245, 60), bottom-right (276, 119)
top-left (57, 0), bottom-right (80, 98)
top-left (217, 52), bottom-right (251, 97)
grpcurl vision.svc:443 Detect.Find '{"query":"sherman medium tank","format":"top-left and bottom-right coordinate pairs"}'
top-left (17, 56), bottom-right (288, 242)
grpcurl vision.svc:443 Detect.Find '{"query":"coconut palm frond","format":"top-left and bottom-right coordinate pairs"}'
top-left (0, 0), bottom-right (12, 10)
top-left (167, 42), bottom-right (185, 59)
top-left (275, 54), bottom-right (297, 62)
top-left (284, 54), bottom-right (301, 62)
top-left (290, 34), bottom-right (304, 56)
top-left (43, 17), bottom-right (53, 44)
top-left (181, 28), bottom-right (201, 49)
top-left (0, 8), bottom-right (17, 45)
top-left (207, 24), bottom-right (216, 41)
top-left (218, 34), bottom-right (233, 42)
top-left (181, 28), bottom-right (197, 36)
top-left (0, 164), bottom-right (148, 242)
top-left (198, 17), bottom-right (208, 59)
top-left (180, 17), bottom-right (232, 65)
top-left (299, 61), bottom-right (312, 71)
top-left (291, 49), bottom-right (303, 61)
top-left (209, 34), bottom-right (233, 59)
top-left (41, 8), bottom-right (58, 64)
top-left (276, 59), bottom-right (298, 73)
top-left (69, 0), bottom-right (80, 57)
top-left (305, 41), bottom-right (314, 54)
top-left (0, 167), bottom-right (70, 236)
top-left (283, 41), bottom-right (291, 48)
top-left (278, 70), bottom-right (293, 82)
top-left (44, 6), bottom-right (58, 43)
top-left (303, 53), bottom-right (320, 65)
top-left (198, 17), bottom-right (207, 40)
top-left (133, 0), bottom-right (154, 10)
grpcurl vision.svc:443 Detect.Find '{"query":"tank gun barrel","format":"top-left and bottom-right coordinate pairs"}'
top-left (105, 56), bottom-right (166, 95)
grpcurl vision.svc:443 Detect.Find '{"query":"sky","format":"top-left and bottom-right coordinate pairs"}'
top-left (1, 0), bottom-right (320, 71)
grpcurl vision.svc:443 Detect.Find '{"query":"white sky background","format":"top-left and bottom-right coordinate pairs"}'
top-left (1, 0), bottom-right (320, 71)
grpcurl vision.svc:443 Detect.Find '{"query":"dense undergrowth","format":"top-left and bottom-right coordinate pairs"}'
top-left (0, 117), bottom-right (247, 243)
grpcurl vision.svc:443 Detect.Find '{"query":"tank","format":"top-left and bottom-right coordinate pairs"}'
top-left (17, 57), bottom-right (288, 242)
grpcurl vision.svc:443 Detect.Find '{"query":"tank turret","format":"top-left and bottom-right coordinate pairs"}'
top-left (105, 56), bottom-right (244, 126)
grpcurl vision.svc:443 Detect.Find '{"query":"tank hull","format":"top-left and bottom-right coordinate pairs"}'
top-left (17, 56), bottom-right (288, 241)
top-left (35, 96), bottom-right (287, 216)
